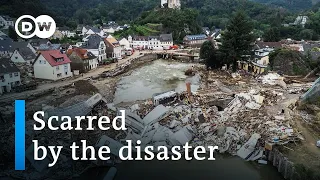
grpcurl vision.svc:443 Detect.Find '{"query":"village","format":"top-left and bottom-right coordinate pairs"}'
top-left (0, 0), bottom-right (320, 179)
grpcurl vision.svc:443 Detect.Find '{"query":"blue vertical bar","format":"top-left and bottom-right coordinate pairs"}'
top-left (15, 100), bottom-right (25, 170)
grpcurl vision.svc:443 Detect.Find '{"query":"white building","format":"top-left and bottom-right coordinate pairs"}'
top-left (0, 15), bottom-right (14, 29)
top-left (105, 35), bottom-right (122, 59)
top-left (33, 50), bottom-right (73, 81)
top-left (103, 27), bottom-right (115, 34)
top-left (82, 26), bottom-right (105, 37)
top-left (161, 0), bottom-right (181, 9)
top-left (0, 58), bottom-right (21, 95)
top-left (159, 34), bottom-right (173, 50)
top-left (129, 34), bottom-right (173, 50)
top-left (10, 48), bottom-right (36, 65)
top-left (148, 36), bottom-right (161, 50)
top-left (82, 34), bottom-right (107, 62)
top-left (128, 35), bottom-right (149, 49)
top-left (119, 38), bottom-right (131, 49)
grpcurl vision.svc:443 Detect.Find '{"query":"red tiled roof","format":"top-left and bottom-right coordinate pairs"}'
top-left (66, 48), bottom-right (90, 60)
top-left (39, 50), bottom-right (71, 67)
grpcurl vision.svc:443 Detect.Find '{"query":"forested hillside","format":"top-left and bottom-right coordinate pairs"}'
top-left (251, 0), bottom-right (316, 11)
top-left (2, 0), bottom-right (320, 41)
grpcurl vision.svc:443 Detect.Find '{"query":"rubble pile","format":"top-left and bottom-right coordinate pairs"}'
top-left (0, 69), bottom-right (316, 179)
top-left (0, 94), bottom-right (122, 179)
top-left (109, 72), bottom-right (309, 161)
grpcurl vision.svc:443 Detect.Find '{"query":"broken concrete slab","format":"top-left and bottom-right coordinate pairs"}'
top-left (143, 105), bottom-right (170, 126)
top-left (169, 125), bottom-right (194, 146)
top-left (96, 135), bottom-right (127, 157)
top-left (237, 133), bottom-right (261, 160)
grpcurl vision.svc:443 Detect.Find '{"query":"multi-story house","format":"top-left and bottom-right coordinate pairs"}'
top-left (104, 35), bottom-right (122, 59)
top-left (128, 35), bottom-right (149, 49)
top-left (0, 58), bottom-right (21, 95)
top-left (81, 34), bottom-right (107, 62)
top-left (159, 34), bottom-right (173, 50)
top-left (67, 48), bottom-right (98, 73)
top-left (33, 50), bottom-right (73, 81)
top-left (129, 34), bottom-right (174, 50)
top-left (183, 34), bottom-right (207, 47)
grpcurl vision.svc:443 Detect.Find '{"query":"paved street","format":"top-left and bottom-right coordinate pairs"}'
top-left (0, 49), bottom-right (183, 103)
top-left (0, 50), bottom-right (144, 103)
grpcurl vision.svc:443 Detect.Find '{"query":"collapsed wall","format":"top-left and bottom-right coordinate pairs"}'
top-left (301, 77), bottom-right (320, 104)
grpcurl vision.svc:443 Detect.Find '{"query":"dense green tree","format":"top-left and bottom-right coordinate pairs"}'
top-left (135, 9), bottom-right (202, 42)
top-left (306, 11), bottom-right (320, 34)
top-left (200, 41), bottom-right (220, 69)
top-left (219, 11), bottom-right (255, 72)
top-left (2, 0), bottom-right (320, 41)
top-left (299, 29), bottom-right (316, 40)
top-left (263, 27), bottom-right (281, 42)
top-left (8, 26), bottom-right (18, 41)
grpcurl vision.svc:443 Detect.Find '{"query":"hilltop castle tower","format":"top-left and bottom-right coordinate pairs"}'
top-left (161, 0), bottom-right (181, 9)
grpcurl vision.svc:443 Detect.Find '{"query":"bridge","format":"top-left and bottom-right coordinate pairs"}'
top-left (156, 51), bottom-right (199, 61)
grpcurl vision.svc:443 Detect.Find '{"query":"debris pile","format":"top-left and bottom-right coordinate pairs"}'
top-left (0, 68), bottom-right (315, 179)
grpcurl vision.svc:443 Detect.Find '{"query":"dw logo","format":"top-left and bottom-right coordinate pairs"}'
top-left (15, 15), bottom-right (56, 39)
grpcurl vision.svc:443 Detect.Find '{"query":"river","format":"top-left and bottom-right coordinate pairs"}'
top-left (108, 59), bottom-right (284, 180)
top-left (113, 59), bottom-right (200, 104)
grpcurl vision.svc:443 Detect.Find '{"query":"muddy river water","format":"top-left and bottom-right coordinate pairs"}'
top-left (113, 59), bottom-right (200, 104)
top-left (110, 59), bottom-right (283, 180)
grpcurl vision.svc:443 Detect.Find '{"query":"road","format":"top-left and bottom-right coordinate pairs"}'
top-left (0, 49), bottom-right (187, 104)
top-left (0, 50), bottom-right (145, 103)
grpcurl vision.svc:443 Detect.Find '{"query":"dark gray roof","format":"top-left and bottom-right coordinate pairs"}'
top-left (16, 47), bottom-right (36, 61)
top-left (90, 27), bottom-right (102, 33)
top-left (133, 36), bottom-right (148, 41)
top-left (148, 36), bottom-right (159, 40)
top-left (38, 43), bottom-right (61, 51)
top-left (9, 41), bottom-right (30, 52)
top-left (82, 34), bottom-right (103, 49)
top-left (0, 15), bottom-right (14, 21)
top-left (0, 58), bottom-right (19, 75)
top-left (28, 39), bottom-right (50, 47)
top-left (159, 34), bottom-right (173, 42)
top-left (0, 36), bottom-right (13, 51)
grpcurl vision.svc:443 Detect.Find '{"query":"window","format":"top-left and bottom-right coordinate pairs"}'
top-left (44, 61), bottom-right (46, 64)
top-left (14, 72), bottom-right (19, 77)
top-left (0, 75), bottom-right (4, 82)
top-left (56, 66), bottom-right (60, 70)
top-left (9, 73), bottom-right (12, 78)
top-left (15, 57), bottom-right (18, 59)
top-left (65, 72), bottom-right (68, 75)
top-left (55, 58), bottom-right (64, 62)
top-left (39, 60), bottom-right (42, 64)
top-left (57, 73), bottom-right (62, 78)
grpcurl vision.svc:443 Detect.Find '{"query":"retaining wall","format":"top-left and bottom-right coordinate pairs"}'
top-left (267, 148), bottom-right (296, 179)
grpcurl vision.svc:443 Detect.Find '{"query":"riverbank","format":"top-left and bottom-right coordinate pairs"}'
top-left (0, 56), bottom-right (318, 180)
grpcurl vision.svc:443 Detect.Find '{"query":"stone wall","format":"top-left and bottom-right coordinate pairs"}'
top-left (267, 148), bottom-right (296, 179)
